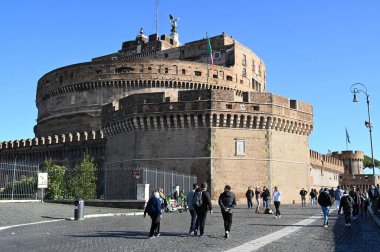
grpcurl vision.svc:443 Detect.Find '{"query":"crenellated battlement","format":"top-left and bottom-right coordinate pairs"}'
top-left (101, 90), bottom-right (313, 137)
top-left (0, 130), bottom-right (104, 151)
top-left (331, 150), bottom-right (364, 161)
top-left (309, 149), bottom-right (344, 173)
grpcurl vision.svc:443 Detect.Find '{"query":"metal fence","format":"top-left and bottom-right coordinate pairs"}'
top-left (0, 161), bottom-right (40, 200)
top-left (100, 162), bottom-right (197, 200)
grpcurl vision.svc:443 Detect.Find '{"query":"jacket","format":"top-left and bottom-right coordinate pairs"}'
top-left (246, 189), bottom-right (254, 199)
top-left (262, 188), bottom-right (270, 200)
top-left (299, 189), bottom-right (307, 197)
top-left (349, 190), bottom-right (361, 204)
top-left (318, 191), bottom-right (333, 207)
top-left (144, 196), bottom-right (163, 216)
top-left (334, 189), bottom-right (343, 200)
top-left (219, 191), bottom-right (237, 213)
top-left (339, 194), bottom-right (353, 214)
top-left (187, 190), bottom-right (195, 210)
top-left (194, 187), bottom-right (212, 212)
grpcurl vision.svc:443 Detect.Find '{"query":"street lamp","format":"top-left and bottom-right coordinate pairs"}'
top-left (350, 83), bottom-right (375, 177)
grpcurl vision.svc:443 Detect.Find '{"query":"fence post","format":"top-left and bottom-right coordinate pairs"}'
top-left (11, 159), bottom-right (16, 200)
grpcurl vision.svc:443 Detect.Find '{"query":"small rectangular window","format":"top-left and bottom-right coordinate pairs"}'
top-left (235, 139), bottom-right (246, 156)
top-left (290, 100), bottom-right (297, 109)
top-left (242, 54), bottom-right (247, 66)
top-left (226, 104), bottom-right (232, 109)
top-left (182, 69), bottom-right (186, 75)
top-left (226, 75), bottom-right (233, 81)
top-left (194, 71), bottom-right (202, 76)
top-left (165, 68), bottom-right (169, 73)
top-left (214, 51), bottom-right (221, 59)
top-left (253, 106), bottom-right (260, 111)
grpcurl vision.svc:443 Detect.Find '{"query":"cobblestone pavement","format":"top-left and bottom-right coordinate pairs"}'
top-left (0, 203), bottom-right (379, 252)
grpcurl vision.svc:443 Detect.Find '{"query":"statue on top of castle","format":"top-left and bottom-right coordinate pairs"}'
top-left (169, 14), bottom-right (179, 33)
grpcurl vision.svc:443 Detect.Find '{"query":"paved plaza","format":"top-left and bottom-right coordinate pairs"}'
top-left (0, 202), bottom-right (379, 252)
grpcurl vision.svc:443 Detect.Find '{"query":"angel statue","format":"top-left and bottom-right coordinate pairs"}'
top-left (169, 14), bottom-right (179, 33)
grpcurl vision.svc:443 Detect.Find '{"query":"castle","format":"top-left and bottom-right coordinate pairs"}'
top-left (2, 27), bottom-right (374, 203)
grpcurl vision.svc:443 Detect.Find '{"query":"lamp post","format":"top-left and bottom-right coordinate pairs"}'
top-left (350, 83), bottom-right (375, 177)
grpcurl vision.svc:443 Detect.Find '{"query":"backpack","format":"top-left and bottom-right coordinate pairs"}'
top-left (192, 190), bottom-right (203, 208)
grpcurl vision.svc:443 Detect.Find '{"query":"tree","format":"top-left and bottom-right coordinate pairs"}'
top-left (40, 159), bottom-right (66, 199)
top-left (363, 155), bottom-right (380, 168)
top-left (66, 154), bottom-right (97, 199)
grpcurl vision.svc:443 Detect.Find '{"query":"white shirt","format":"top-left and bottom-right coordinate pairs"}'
top-left (273, 190), bottom-right (281, 202)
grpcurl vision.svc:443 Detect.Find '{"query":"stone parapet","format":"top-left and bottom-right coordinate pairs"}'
top-left (102, 90), bottom-right (313, 137)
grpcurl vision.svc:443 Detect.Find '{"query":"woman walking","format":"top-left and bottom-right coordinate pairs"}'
top-left (218, 185), bottom-right (237, 238)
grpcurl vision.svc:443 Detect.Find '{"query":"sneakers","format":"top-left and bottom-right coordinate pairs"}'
top-left (194, 230), bottom-right (198, 236)
top-left (225, 231), bottom-right (230, 238)
top-left (274, 216), bottom-right (278, 219)
top-left (345, 223), bottom-right (351, 227)
top-left (278, 215), bottom-right (282, 218)
top-left (155, 233), bottom-right (160, 237)
top-left (324, 224), bottom-right (328, 228)
top-left (148, 235), bottom-right (156, 239)
top-left (189, 231), bottom-right (194, 236)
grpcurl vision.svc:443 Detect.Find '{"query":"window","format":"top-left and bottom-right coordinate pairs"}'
top-left (235, 139), bottom-right (246, 155)
top-left (214, 51), bottom-right (221, 59)
top-left (290, 100), bottom-right (297, 109)
top-left (165, 68), bottom-right (169, 73)
top-left (226, 75), bottom-right (233, 81)
top-left (252, 59), bottom-right (255, 72)
top-left (182, 69), bottom-right (186, 75)
top-left (111, 56), bottom-right (117, 60)
top-left (242, 54), bottom-right (246, 66)
top-left (253, 106), bottom-right (260, 111)
top-left (148, 67), bottom-right (152, 71)
top-left (242, 68), bottom-right (247, 77)
top-left (226, 104), bottom-right (232, 109)
top-left (194, 71), bottom-right (202, 76)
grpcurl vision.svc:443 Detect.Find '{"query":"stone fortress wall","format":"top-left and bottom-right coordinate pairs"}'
top-left (0, 29), bottom-right (350, 202)
top-left (35, 33), bottom-right (266, 137)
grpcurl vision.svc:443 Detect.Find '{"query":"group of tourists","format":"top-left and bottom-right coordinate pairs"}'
top-left (144, 182), bottom-right (236, 238)
top-left (307, 185), bottom-right (374, 228)
top-left (245, 185), bottom-right (282, 218)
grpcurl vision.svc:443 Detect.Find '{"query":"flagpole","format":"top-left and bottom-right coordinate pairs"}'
top-left (206, 32), bottom-right (209, 86)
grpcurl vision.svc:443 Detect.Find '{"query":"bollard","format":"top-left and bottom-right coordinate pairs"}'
top-left (74, 197), bottom-right (84, 220)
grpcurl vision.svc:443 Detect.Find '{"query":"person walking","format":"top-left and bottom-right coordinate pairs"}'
top-left (144, 191), bottom-right (163, 238)
top-left (245, 187), bottom-right (254, 209)
top-left (187, 183), bottom-right (198, 235)
top-left (334, 185), bottom-right (343, 211)
top-left (218, 185), bottom-right (237, 238)
top-left (359, 189), bottom-right (369, 218)
top-left (349, 186), bottom-right (361, 220)
top-left (339, 191), bottom-right (353, 227)
top-left (255, 186), bottom-right (262, 213)
top-left (262, 186), bottom-right (270, 211)
top-left (299, 188), bottom-right (308, 207)
top-left (310, 188), bottom-right (317, 207)
top-left (273, 186), bottom-right (282, 218)
top-left (194, 182), bottom-right (212, 237)
top-left (318, 188), bottom-right (333, 228)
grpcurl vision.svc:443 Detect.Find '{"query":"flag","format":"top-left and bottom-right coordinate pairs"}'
top-left (345, 127), bottom-right (351, 144)
top-left (206, 32), bottom-right (214, 66)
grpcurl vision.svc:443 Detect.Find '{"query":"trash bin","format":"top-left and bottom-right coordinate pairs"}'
top-left (74, 197), bottom-right (84, 220)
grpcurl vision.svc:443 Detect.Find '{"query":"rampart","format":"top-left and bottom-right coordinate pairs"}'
top-left (101, 90), bottom-right (313, 137)
top-left (309, 149), bottom-right (344, 173)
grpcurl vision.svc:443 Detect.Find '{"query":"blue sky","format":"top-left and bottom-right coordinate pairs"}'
top-left (1, 0), bottom-right (379, 162)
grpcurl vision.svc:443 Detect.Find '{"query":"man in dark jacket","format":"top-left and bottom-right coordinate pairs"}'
top-left (299, 188), bottom-right (308, 207)
top-left (245, 187), bottom-right (254, 209)
top-left (219, 185), bottom-right (237, 238)
top-left (339, 191), bottom-right (353, 227)
top-left (194, 182), bottom-right (212, 237)
top-left (262, 186), bottom-right (270, 210)
top-left (144, 191), bottom-right (163, 238)
top-left (318, 188), bottom-right (333, 227)
top-left (349, 186), bottom-right (361, 219)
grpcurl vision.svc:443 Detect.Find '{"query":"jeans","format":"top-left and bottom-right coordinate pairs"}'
top-left (247, 198), bottom-right (253, 208)
top-left (310, 197), bottom-right (316, 207)
top-left (221, 211), bottom-right (233, 232)
top-left (353, 203), bottom-right (360, 217)
top-left (195, 210), bottom-right (208, 235)
top-left (274, 201), bottom-right (281, 216)
top-left (344, 211), bottom-right (352, 224)
top-left (263, 199), bottom-right (269, 209)
top-left (335, 200), bottom-right (340, 210)
top-left (189, 209), bottom-right (197, 232)
top-left (149, 214), bottom-right (161, 237)
top-left (321, 206), bottom-right (330, 225)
